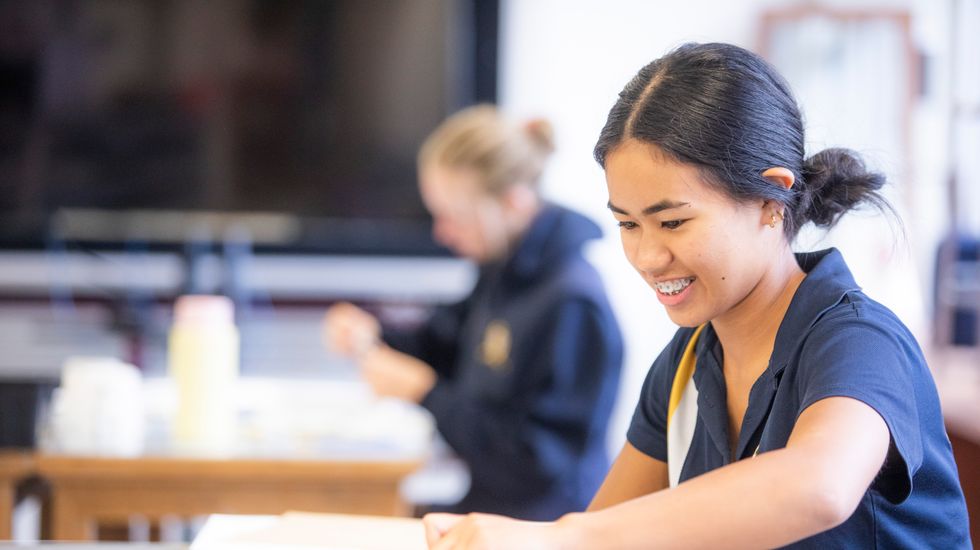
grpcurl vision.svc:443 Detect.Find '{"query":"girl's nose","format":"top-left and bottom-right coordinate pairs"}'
top-left (633, 231), bottom-right (672, 275)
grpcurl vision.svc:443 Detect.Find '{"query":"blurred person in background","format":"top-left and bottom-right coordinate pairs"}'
top-left (422, 44), bottom-right (971, 549)
top-left (323, 105), bottom-right (624, 521)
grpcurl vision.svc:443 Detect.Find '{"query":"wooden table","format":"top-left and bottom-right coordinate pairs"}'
top-left (0, 450), bottom-right (35, 540)
top-left (36, 454), bottom-right (422, 541)
top-left (931, 348), bottom-right (980, 543)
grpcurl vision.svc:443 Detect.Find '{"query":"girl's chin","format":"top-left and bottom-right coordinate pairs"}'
top-left (664, 305), bottom-right (710, 328)
top-left (666, 315), bottom-right (705, 328)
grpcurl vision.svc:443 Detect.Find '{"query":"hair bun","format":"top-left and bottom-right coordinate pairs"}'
top-left (799, 148), bottom-right (887, 228)
top-left (524, 118), bottom-right (556, 154)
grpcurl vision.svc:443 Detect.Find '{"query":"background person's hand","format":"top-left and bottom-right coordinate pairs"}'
top-left (360, 345), bottom-right (437, 403)
top-left (323, 302), bottom-right (381, 358)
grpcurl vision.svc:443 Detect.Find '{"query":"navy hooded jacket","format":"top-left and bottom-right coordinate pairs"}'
top-left (384, 203), bottom-right (623, 520)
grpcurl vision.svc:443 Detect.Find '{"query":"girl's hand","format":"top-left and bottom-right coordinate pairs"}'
top-left (423, 512), bottom-right (576, 550)
top-left (359, 345), bottom-right (436, 403)
top-left (323, 302), bottom-right (381, 358)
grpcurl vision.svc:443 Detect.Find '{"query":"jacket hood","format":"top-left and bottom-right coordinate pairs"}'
top-left (503, 203), bottom-right (603, 282)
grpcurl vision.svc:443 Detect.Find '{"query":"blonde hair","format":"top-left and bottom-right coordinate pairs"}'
top-left (418, 104), bottom-right (555, 195)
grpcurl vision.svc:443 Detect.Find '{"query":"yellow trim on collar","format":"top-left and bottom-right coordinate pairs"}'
top-left (667, 324), bottom-right (706, 426)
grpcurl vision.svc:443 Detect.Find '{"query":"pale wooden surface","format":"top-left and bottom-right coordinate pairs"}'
top-left (0, 450), bottom-right (35, 541)
top-left (35, 454), bottom-right (422, 541)
top-left (931, 348), bottom-right (980, 440)
top-left (930, 347), bottom-right (980, 544)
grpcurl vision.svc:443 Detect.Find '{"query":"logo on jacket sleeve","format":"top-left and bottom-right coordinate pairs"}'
top-left (480, 320), bottom-right (511, 369)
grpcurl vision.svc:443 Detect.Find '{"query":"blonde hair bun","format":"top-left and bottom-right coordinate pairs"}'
top-left (419, 104), bottom-right (555, 194)
top-left (523, 118), bottom-right (556, 154)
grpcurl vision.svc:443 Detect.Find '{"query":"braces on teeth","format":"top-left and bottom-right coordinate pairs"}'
top-left (656, 278), bottom-right (694, 295)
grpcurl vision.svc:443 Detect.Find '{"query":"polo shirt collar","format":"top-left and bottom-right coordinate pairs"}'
top-left (688, 248), bottom-right (859, 460)
top-left (692, 248), bottom-right (859, 370)
top-left (769, 248), bottom-right (861, 372)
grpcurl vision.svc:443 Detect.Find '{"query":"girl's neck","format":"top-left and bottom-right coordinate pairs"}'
top-left (712, 246), bottom-right (806, 372)
top-left (482, 196), bottom-right (542, 264)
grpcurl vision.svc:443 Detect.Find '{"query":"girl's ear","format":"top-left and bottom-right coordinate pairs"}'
top-left (761, 167), bottom-right (795, 190)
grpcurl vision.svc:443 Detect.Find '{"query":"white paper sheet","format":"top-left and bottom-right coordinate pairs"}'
top-left (191, 512), bottom-right (427, 550)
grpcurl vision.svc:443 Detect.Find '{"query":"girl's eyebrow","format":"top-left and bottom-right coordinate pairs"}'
top-left (607, 199), bottom-right (690, 216)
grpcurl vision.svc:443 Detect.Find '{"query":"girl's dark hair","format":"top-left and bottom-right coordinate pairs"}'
top-left (594, 42), bottom-right (891, 238)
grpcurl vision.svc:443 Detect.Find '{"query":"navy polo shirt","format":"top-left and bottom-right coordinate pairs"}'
top-left (628, 248), bottom-right (971, 548)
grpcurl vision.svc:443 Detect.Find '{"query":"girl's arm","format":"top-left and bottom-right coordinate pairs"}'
top-left (426, 395), bottom-right (890, 549)
top-left (570, 396), bottom-right (890, 549)
top-left (587, 442), bottom-right (668, 511)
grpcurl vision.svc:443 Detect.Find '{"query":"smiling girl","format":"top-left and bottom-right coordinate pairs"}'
top-left (424, 43), bottom-right (971, 549)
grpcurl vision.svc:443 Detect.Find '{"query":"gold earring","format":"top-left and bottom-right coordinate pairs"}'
top-left (769, 211), bottom-right (784, 228)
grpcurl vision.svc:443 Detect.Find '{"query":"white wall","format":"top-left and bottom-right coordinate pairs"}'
top-left (498, 0), bottom-right (951, 456)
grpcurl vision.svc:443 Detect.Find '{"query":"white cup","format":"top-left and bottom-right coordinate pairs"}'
top-left (49, 356), bottom-right (145, 457)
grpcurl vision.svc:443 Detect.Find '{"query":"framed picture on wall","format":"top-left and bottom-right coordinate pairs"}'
top-left (758, 6), bottom-right (917, 197)
top-left (757, 7), bottom-right (928, 338)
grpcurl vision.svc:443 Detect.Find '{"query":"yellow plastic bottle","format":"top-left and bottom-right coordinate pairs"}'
top-left (168, 294), bottom-right (240, 455)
